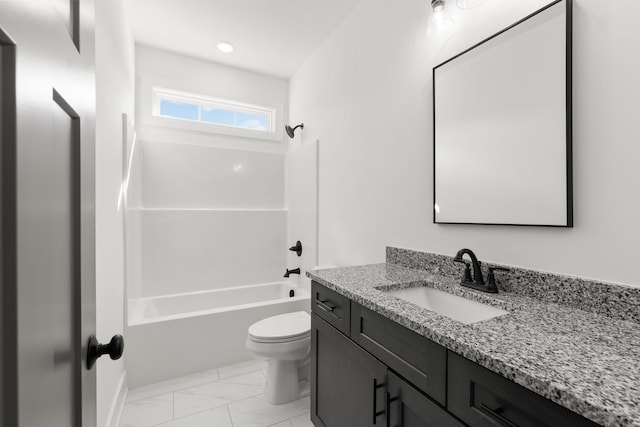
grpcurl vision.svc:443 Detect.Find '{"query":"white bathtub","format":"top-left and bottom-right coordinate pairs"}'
top-left (125, 282), bottom-right (310, 388)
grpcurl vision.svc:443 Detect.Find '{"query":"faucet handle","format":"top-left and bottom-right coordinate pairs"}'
top-left (454, 258), bottom-right (473, 283)
top-left (486, 267), bottom-right (510, 291)
top-left (462, 263), bottom-right (473, 283)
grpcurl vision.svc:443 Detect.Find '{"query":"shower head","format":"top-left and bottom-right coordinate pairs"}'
top-left (285, 123), bottom-right (304, 139)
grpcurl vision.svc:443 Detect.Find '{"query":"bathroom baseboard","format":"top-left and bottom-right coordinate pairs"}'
top-left (106, 371), bottom-right (128, 427)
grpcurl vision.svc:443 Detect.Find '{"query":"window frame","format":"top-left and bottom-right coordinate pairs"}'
top-left (152, 86), bottom-right (276, 134)
top-left (138, 74), bottom-right (285, 143)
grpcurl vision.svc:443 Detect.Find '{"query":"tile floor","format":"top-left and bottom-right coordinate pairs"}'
top-left (120, 360), bottom-right (312, 427)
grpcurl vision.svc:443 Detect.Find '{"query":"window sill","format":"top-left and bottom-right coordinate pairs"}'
top-left (140, 115), bottom-right (284, 142)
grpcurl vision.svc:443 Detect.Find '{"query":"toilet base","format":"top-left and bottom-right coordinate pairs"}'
top-left (264, 359), bottom-right (309, 405)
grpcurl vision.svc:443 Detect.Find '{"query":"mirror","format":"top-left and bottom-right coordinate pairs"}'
top-left (433, 0), bottom-right (572, 227)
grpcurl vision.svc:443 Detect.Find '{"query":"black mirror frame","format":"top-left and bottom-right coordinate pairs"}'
top-left (432, 0), bottom-right (573, 228)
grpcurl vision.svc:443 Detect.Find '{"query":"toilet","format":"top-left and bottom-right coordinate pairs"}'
top-left (245, 311), bottom-right (311, 404)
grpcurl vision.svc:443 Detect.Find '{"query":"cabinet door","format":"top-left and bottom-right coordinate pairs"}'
top-left (387, 372), bottom-right (465, 427)
top-left (311, 313), bottom-right (387, 427)
top-left (351, 303), bottom-right (447, 405)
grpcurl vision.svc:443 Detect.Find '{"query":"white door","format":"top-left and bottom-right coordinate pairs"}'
top-left (0, 1), bottom-right (117, 426)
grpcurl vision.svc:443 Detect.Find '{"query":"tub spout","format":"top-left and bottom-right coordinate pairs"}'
top-left (284, 268), bottom-right (301, 278)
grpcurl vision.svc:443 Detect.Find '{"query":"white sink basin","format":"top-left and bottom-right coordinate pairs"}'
top-left (385, 286), bottom-right (509, 325)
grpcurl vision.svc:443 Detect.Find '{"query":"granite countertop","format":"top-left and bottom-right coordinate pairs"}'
top-left (307, 262), bottom-right (640, 427)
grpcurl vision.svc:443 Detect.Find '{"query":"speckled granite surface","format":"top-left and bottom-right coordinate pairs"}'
top-left (307, 261), bottom-right (640, 427)
top-left (387, 246), bottom-right (640, 324)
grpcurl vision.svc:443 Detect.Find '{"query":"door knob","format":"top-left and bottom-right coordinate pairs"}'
top-left (86, 334), bottom-right (124, 370)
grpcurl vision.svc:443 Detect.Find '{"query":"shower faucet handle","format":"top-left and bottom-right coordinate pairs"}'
top-left (288, 241), bottom-right (303, 257)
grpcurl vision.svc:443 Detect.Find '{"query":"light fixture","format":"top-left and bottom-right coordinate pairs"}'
top-left (217, 41), bottom-right (235, 53)
top-left (456, 0), bottom-right (487, 9)
top-left (430, 0), bottom-right (455, 32)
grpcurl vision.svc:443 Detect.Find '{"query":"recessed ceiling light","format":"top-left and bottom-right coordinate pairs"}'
top-left (217, 42), bottom-right (235, 53)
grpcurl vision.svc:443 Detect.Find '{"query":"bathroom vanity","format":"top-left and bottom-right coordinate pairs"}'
top-left (308, 248), bottom-right (640, 427)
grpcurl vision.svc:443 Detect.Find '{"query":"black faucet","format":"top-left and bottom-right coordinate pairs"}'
top-left (454, 248), bottom-right (484, 284)
top-left (453, 249), bottom-right (508, 294)
top-left (284, 268), bottom-right (301, 278)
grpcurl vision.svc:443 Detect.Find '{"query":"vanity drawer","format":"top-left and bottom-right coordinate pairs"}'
top-left (311, 281), bottom-right (351, 336)
top-left (448, 352), bottom-right (599, 427)
top-left (350, 303), bottom-right (447, 406)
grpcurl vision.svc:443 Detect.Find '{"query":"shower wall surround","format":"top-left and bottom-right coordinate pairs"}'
top-left (128, 141), bottom-right (287, 298)
top-left (126, 45), bottom-right (300, 299)
top-left (123, 137), bottom-right (318, 386)
top-left (140, 141), bottom-right (285, 209)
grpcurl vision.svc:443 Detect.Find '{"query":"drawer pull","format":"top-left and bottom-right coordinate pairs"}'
top-left (316, 300), bottom-right (336, 313)
top-left (479, 403), bottom-right (518, 427)
top-left (372, 378), bottom-right (386, 424)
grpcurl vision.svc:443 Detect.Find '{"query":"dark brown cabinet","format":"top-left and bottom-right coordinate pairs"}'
top-left (387, 371), bottom-right (465, 427)
top-left (311, 313), bottom-right (387, 427)
top-left (351, 303), bottom-right (447, 406)
top-left (447, 352), bottom-right (599, 427)
top-left (311, 281), bottom-right (601, 427)
top-left (312, 282), bottom-right (351, 335)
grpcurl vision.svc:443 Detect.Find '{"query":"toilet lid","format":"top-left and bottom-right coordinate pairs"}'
top-left (248, 311), bottom-right (311, 342)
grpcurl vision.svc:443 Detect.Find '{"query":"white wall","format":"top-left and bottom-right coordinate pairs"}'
top-left (137, 209), bottom-right (286, 297)
top-left (130, 142), bottom-right (286, 297)
top-left (125, 141), bottom-right (288, 299)
top-left (140, 142), bottom-right (285, 209)
top-left (290, 0), bottom-right (640, 287)
top-left (135, 45), bottom-right (289, 153)
top-left (126, 47), bottom-right (291, 298)
top-left (95, 0), bottom-right (135, 425)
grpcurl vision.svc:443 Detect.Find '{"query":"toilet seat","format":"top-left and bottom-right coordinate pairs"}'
top-left (248, 311), bottom-right (310, 344)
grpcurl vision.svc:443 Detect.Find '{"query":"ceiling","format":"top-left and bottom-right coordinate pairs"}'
top-left (125, 0), bottom-right (363, 79)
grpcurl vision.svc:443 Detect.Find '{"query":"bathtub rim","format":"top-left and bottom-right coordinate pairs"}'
top-left (128, 281), bottom-right (310, 327)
